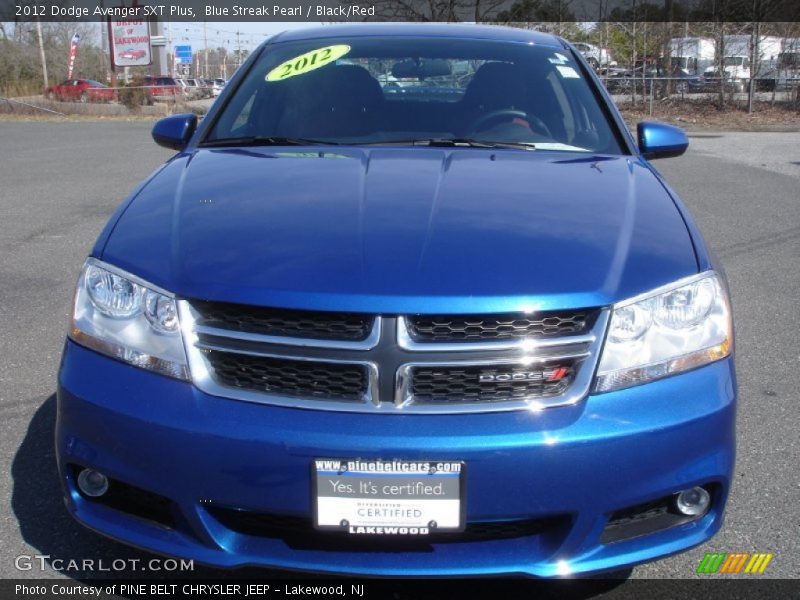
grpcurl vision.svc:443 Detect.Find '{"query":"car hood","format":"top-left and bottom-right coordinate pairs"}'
top-left (101, 147), bottom-right (697, 313)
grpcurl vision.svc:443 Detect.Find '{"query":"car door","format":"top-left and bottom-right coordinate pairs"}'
top-left (77, 80), bottom-right (92, 101)
top-left (52, 80), bottom-right (68, 99)
top-left (66, 80), bottom-right (82, 101)
top-left (58, 81), bottom-right (73, 100)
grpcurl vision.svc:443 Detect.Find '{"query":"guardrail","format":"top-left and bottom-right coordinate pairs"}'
top-left (0, 96), bottom-right (67, 116)
top-left (41, 85), bottom-right (215, 105)
top-left (0, 88), bottom-right (211, 118)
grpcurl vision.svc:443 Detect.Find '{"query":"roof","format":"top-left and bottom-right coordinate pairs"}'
top-left (271, 23), bottom-right (563, 47)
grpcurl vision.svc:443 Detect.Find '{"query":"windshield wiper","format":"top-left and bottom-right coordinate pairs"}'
top-left (435, 138), bottom-right (537, 150)
top-left (200, 136), bottom-right (337, 148)
top-left (201, 136), bottom-right (538, 150)
top-left (352, 138), bottom-right (537, 150)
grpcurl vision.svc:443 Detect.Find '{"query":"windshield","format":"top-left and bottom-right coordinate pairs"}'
top-left (723, 57), bottom-right (748, 67)
top-left (778, 52), bottom-right (800, 68)
top-left (206, 36), bottom-right (623, 154)
top-left (672, 57), bottom-right (692, 69)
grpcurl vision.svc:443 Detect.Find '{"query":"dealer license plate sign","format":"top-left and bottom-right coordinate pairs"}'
top-left (313, 459), bottom-right (464, 534)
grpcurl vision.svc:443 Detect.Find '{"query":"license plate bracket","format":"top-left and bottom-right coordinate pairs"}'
top-left (312, 459), bottom-right (465, 535)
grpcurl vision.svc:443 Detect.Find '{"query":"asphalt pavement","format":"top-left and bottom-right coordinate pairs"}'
top-left (0, 122), bottom-right (798, 587)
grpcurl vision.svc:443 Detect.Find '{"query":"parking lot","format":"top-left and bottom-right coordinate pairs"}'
top-left (0, 121), bottom-right (798, 586)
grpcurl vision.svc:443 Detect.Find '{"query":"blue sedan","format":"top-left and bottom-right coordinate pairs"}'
top-left (57, 24), bottom-right (735, 577)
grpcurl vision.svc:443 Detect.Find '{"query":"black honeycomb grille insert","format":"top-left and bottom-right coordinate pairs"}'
top-left (599, 487), bottom-right (717, 544)
top-left (69, 465), bottom-right (175, 528)
top-left (408, 310), bottom-right (597, 342)
top-left (410, 362), bottom-right (574, 404)
top-left (192, 300), bottom-right (374, 341)
top-left (208, 506), bottom-right (570, 550)
top-left (204, 350), bottom-right (368, 402)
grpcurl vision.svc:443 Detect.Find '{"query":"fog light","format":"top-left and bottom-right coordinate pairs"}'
top-left (675, 486), bottom-right (710, 516)
top-left (77, 468), bottom-right (109, 497)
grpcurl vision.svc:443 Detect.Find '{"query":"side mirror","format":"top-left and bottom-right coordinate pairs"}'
top-left (637, 121), bottom-right (688, 160)
top-left (152, 113), bottom-right (197, 150)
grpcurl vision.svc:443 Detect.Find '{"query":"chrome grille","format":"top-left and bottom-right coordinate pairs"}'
top-left (208, 506), bottom-right (570, 544)
top-left (180, 300), bottom-right (608, 414)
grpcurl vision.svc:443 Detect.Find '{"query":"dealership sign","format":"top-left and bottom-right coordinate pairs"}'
top-left (108, 19), bottom-right (151, 68)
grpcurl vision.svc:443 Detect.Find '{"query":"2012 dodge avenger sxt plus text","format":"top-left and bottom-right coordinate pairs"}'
top-left (57, 24), bottom-right (735, 577)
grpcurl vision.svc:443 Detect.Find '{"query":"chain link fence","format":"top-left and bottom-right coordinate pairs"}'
top-left (598, 74), bottom-right (800, 113)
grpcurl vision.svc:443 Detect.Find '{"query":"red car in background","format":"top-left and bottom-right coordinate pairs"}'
top-left (45, 79), bottom-right (114, 103)
top-left (142, 76), bottom-right (180, 104)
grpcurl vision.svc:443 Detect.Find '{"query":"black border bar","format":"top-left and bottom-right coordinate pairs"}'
top-left (3, 0), bottom-right (800, 23)
top-left (4, 578), bottom-right (800, 600)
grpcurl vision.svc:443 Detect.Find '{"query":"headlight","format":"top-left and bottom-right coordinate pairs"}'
top-left (69, 258), bottom-right (189, 380)
top-left (595, 272), bottom-right (732, 392)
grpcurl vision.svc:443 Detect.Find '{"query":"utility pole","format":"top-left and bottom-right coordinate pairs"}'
top-left (35, 17), bottom-right (48, 90)
top-left (99, 0), bottom-right (114, 87)
top-left (100, 19), bottom-right (110, 83)
top-left (166, 20), bottom-right (172, 77)
top-left (203, 22), bottom-right (208, 79)
top-left (236, 30), bottom-right (241, 69)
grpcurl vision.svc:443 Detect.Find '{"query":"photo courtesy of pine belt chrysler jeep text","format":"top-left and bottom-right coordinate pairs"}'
top-left (57, 24), bottom-right (736, 577)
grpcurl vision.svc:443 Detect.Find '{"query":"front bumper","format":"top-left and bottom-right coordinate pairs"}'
top-left (57, 340), bottom-right (736, 577)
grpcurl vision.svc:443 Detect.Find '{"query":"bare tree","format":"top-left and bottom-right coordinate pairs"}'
top-left (473, 0), bottom-right (510, 21)
top-left (359, 0), bottom-right (578, 23)
top-left (714, 19), bottom-right (727, 108)
top-left (357, 0), bottom-right (464, 21)
top-left (495, 0), bottom-right (578, 26)
top-left (662, 0), bottom-right (674, 97)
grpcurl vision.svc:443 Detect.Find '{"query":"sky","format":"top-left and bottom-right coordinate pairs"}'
top-left (2, 20), bottom-right (327, 52)
top-left (161, 21), bottom-right (327, 53)
top-left (7, 20), bottom-right (596, 56)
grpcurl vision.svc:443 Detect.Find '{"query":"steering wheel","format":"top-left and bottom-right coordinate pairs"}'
top-left (467, 109), bottom-right (552, 138)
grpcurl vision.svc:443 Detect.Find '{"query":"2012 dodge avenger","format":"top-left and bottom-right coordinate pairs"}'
top-left (57, 24), bottom-right (735, 577)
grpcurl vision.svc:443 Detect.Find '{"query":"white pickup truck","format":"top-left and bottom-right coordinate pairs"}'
top-left (573, 42), bottom-right (617, 69)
